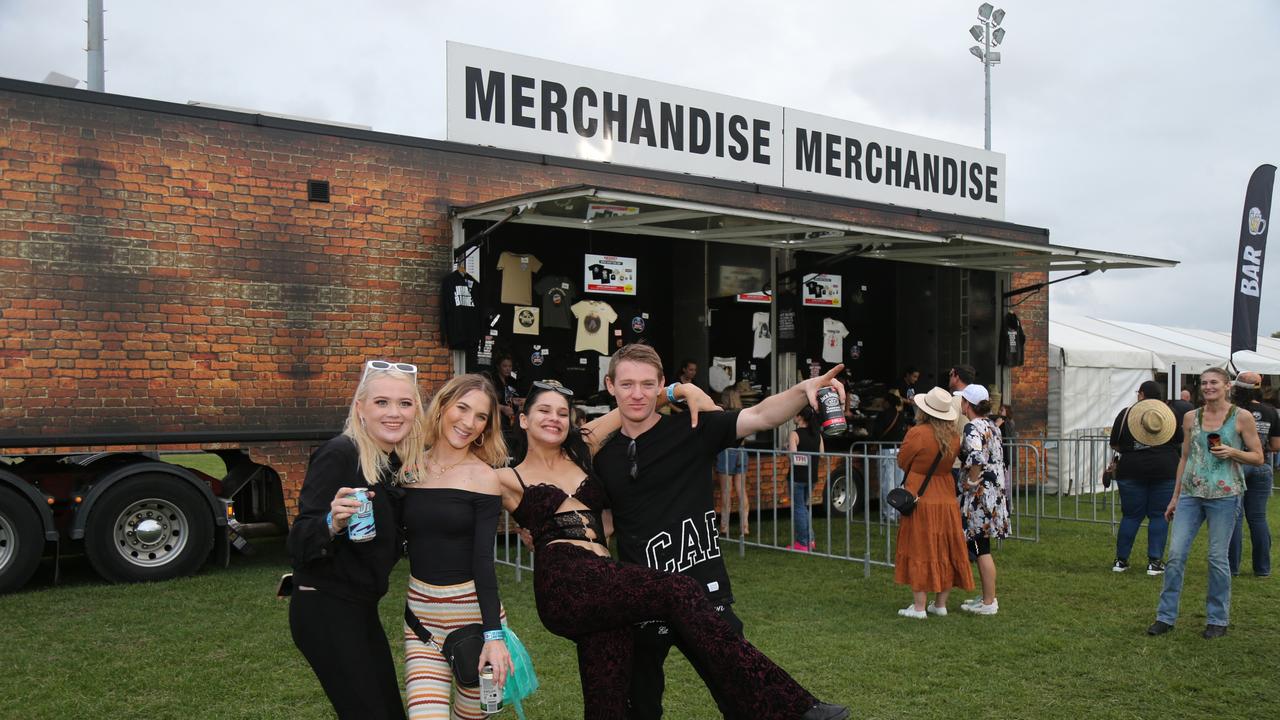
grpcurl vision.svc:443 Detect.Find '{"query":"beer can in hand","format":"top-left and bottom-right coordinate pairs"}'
top-left (479, 664), bottom-right (502, 714)
top-left (347, 488), bottom-right (376, 542)
top-left (817, 386), bottom-right (847, 437)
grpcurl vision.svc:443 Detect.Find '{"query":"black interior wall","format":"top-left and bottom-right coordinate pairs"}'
top-left (792, 252), bottom-right (901, 387)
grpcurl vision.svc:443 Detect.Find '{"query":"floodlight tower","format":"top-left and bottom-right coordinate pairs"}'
top-left (87, 0), bottom-right (104, 91)
top-left (968, 3), bottom-right (1006, 150)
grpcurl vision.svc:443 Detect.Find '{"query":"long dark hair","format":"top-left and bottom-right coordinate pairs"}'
top-left (511, 384), bottom-right (596, 477)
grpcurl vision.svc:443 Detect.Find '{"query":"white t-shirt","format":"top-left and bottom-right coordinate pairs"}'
top-left (822, 318), bottom-right (849, 363)
top-left (752, 312), bottom-right (772, 359)
top-left (496, 251), bottom-right (542, 305)
top-left (710, 356), bottom-right (737, 393)
top-left (572, 300), bottom-right (617, 354)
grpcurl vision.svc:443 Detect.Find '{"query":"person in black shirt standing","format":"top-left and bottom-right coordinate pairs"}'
top-left (594, 344), bottom-right (849, 720)
top-left (1228, 371), bottom-right (1280, 577)
top-left (287, 360), bottom-right (428, 720)
top-left (1107, 380), bottom-right (1181, 575)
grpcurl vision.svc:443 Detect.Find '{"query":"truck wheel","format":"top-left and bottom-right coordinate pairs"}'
top-left (84, 475), bottom-right (215, 583)
top-left (824, 466), bottom-right (863, 517)
top-left (0, 486), bottom-right (44, 593)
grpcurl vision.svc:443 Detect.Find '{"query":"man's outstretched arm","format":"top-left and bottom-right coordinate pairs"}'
top-left (736, 364), bottom-right (846, 439)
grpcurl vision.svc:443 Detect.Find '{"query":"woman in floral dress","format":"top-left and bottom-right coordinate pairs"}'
top-left (957, 384), bottom-right (1010, 615)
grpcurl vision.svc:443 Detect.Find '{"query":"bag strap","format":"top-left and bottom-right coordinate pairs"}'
top-left (405, 603), bottom-right (436, 647)
top-left (914, 449), bottom-right (945, 496)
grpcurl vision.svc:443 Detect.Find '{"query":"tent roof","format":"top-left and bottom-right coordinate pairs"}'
top-left (1049, 316), bottom-right (1280, 375)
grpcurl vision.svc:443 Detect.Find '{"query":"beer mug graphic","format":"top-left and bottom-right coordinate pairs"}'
top-left (1248, 207), bottom-right (1267, 236)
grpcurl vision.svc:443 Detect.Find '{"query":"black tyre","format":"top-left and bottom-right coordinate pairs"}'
top-left (84, 475), bottom-right (215, 583)
top-left (0, 485), bottom-right (44, 593)
top-left (824, 465), bottom-right (864, 517)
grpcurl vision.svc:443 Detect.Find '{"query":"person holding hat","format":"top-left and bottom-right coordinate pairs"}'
top-left (1148, 368), bottom-right (1266, 639)
top-left (893, 387), bottom-right (975, 619)
top-left (1107, 380), bottom-right (1182, 575)
top-left (957, 383), bottom-right (1009, 615)
top-left (1228, 371), bottom-right (1280, 577)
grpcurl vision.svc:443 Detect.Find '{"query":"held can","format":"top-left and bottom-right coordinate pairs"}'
top-left (816, 386), bottom-right (847, 438)
top-left (347, 488), bottom-right (376, 543)
top-left (479, 664), bottom-right (502, 714)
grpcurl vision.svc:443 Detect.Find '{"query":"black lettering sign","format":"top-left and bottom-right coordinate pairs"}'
top-left (602, 92), bottom-right (627, 142)
top-left (866, 142), bottom-right (883, 184)
top-left (884, 145), bottom-right (901, 186)
top-left (752, 119), bottom-right (770, 165)
top-left (541, 80), bottom-right (568, 133)
top-left (572, 87), bottom-right (598, 137)
top-left (985, 165), bottom-right (998, 203)
top-left (844, 137), bottom-right (862, 180)
top-left (465, 66), bottom-right (504, 122)
top-left (690, 108), bottom-right (711, 154)
top-left (923, 154), bottom-right (940, 192)
top-left (795, 128), bottom-right (821, 171)
top-left (632, 98), bottom-right (657, 146)
top-left (660, 102), bottom-right (684, 150)
top-left (904, 151), bottom-right (920, 190)
top-left (967, 161), bottom-right (983, 200)
top-left (825, 132), bottom-right (841, 177)
top-left (727, 115), bottom-right (749, 161)
top-left (942, 157), bottom-right (958, 195)
top-left (511, 75), bottom-right (536, 129)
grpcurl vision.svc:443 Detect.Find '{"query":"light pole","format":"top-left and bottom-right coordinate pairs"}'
top-left (968, 3), bottom-right (1006, 151)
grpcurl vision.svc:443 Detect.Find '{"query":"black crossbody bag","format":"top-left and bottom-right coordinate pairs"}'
top-left (404, 605), bottom-right (486, 687)
top-left (886, 449), bottom-right (945, 517)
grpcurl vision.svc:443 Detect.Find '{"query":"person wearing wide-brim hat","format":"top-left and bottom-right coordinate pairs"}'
top-left (892, 387), bottom-right (975, 619)
top-left (1108, 380), bottom-right (1182, 576)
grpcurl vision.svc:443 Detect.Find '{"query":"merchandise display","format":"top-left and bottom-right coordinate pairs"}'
top-left (534, 275), bottom-right (577, 329)
top-left (751, 311), bottom-right (772, 359)
top-left (513, 306), bottom-right (540, 335)
top-left (572, 300), bottom-right (617, 354)
top-left (496, 251), bottom-right (543, 305)
top-left (440, 270), bottom-right (484, 350)
top-left (822, 317), bottom-right (849, 364)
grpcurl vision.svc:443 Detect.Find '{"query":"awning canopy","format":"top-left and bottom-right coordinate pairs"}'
top-left (453, 185), bottom-right (1176, 274)
top-left (1050, 316), bottom-right (1280, 375)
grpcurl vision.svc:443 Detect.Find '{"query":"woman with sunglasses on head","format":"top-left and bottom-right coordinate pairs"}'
top-left (496, 380), bottom-right (848, 720)
top-left (288, 360), bottom-right (425, 720)
top-left (399, 373), bottom-right (513, 720)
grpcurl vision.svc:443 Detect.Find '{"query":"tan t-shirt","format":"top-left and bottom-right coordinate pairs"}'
top-left (496, 252), bottom-right (542, 305)
top-left (572, 300), bottom-right (616, 354)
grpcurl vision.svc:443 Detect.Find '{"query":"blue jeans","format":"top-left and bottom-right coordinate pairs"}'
top-left (791, 477), bottom-right (811, 546)
top-left (1156, 494), bottom-right (1237, 627)
top-left (1115, 477), bottom-right (1175, 562)
top-left (1228, 464), bottom-right (1273, 576)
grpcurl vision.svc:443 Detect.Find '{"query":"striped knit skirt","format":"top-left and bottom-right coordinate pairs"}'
top-left (404, 577), bottom-right (506, 720)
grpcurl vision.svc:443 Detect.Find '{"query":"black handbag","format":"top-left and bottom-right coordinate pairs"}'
top-left (886, 449), bottom-right (944, 517)
top-left (405, 604), bottom-right (486, 687)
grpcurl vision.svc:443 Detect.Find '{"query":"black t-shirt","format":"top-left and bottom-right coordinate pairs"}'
top-left (534, 275), bottom-right (576, 330)
top-left (403, 488), bottom-right (502, 632)
top-left (1109, 406), bottom-right (1183, 480)
top-left (440, 271), bottom-right (484, 350)
top-left (1168, 399), bottom-right (1194, 423)
top-left (1246, 400), bottom-right (1280, 457)
top-left (594, 410), bottom-right (741, 603)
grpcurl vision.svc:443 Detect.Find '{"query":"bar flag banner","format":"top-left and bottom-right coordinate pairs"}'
top-left (1230, 164), bottom-right (1275, 356)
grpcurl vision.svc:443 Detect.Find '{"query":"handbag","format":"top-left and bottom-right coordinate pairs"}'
top-left (404, 604), bottom-right (485, 687)
top-left (885, 449), bottom-right (944, 517)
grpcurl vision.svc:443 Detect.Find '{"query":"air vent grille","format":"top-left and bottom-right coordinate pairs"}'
top-left (307, 179), bottom-right (330, 203)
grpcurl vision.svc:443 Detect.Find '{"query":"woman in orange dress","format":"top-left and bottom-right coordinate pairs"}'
top-left (893, 387), bottom-right (975, 619)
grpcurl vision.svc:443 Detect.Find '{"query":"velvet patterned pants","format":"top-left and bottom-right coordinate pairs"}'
top-left (532, 542), bottom-right (816, 720)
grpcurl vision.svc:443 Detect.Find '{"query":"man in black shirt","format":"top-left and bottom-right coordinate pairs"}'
top-left (594, 344), bottom-right (847, 720)
top-left (1229, 371), bottom-right (1280, 576)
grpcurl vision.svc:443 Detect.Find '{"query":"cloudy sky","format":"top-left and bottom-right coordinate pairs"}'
top-left (2, 0), bottom-right (1278, 336)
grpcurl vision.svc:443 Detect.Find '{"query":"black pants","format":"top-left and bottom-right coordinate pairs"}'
top-left (289, 587), bottom-right (406, 720)
top-left (628, 601), bottom-right (746, 720)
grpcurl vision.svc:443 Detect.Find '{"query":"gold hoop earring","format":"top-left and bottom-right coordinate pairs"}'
top-left (473, 434), bottom-right (484, 448)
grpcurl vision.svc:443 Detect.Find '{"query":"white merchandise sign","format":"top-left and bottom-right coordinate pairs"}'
top-left (802, 274), bottom-right (842, 307)
top-left (584, 253), bottom-right (637, 295)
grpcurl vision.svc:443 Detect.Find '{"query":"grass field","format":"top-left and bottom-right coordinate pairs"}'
top-left (2, 492), bottom-right (1278, 720)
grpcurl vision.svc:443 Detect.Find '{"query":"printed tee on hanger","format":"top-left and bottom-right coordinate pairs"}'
top-left (496, 251), bottom-right (542, 305)
top-left (821, 317), bottom-right (849, 363)
top-left (440, 270), bottom-right (483, 350)
top-left (710, 356), bottom-right (737, 393)
top-left (751, 312), bottom-right (772, 359)
top-left (534, 275), bottom-right (577, 329)
top-left (572, 300), bottom-right (617, 354)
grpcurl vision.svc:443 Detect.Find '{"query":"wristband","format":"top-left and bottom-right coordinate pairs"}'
top-left (483, 630), bottom-right (505, 642)
top-left (326, 512), bottom-right (346, 534)
top-left (666, 383), bottom-right (685, 405)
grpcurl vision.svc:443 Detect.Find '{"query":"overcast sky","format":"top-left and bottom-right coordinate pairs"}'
top-left (2, 0), bottom-right (1278, 337)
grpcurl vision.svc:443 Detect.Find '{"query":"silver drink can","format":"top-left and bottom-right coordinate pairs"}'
top-left (816, 386), bottom-right (847, 438)
top-left (479, 664), bottom-right (501, 714)
top-left (347, 488), bottom-right (376, 542)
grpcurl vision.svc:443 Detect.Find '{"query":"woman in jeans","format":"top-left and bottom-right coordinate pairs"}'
top-left (1228, 371), bottom-right (1280, 577)
top-left (715, 383), bottom-right (750, 537)
top-left (1108, 381), bottom-right (1181, 575)
top-left (1148, 368), bottom-right (1265, 639)
top-left (787, 407), bottom-right (823, 551)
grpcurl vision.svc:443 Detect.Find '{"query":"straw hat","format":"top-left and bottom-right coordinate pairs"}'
top-left (914, 387), bottom-right (959, 421)
top-left (1127, 399), bottom-right (1176, 446)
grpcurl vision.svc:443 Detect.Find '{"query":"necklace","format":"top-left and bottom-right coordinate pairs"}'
top-left (424, 453), bottom-right (466, 480)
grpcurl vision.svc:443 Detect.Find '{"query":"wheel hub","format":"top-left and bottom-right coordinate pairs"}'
top-left (0, 512), bottom-right (15, 572)
top-left (113, 498), bottom-right (189, 567)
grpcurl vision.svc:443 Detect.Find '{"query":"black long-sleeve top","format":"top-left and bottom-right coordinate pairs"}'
top-left (288, 436), bottom-right (404, 604)
top-left (403, 488), bottom-right (503, 632)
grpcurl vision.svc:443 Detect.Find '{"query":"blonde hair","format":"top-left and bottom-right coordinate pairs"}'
top-left (924, 414), bottom-right (960, 457)
top-left (422, 374), bottom-right (509, 468)
top-left (607, 344), bottom-right (665, 382)
top-left (343, 368), bottom-right (426, 486)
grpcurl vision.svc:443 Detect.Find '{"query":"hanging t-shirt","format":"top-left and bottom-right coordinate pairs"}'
top-left (999, 312), bottom-right (1026, 367)
top-left (572, 300), bottom-right (616, 354)
top-left (821, 318), bottom-right (849, 363)
top-left (496, 251), bottom-right (542, 305)
top-left (751, 312), bottom-right (772, 359)
top-left (439, 271), bottom-right (483, 350)
top-left (512, 306), bottom-right (540, 335)
top-left (533, 275), bottom-right (576, 330)
top-left (709, 356), bottom-right (736, 393)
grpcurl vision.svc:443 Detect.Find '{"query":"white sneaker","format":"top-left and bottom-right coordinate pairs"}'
top-left (897, 605), bottom-right (927, 619)
top-left (962, 599), bottom-right (999, 615)
top-left (960, 596), bottom-right (983, 610)
top-left (926, 602), bottom-right (948, 617)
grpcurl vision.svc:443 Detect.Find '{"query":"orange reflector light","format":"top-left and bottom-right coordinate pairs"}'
top-left (47, 496), bottom-right (55, 505)
top-left (74, 496), bottom-right (83, 504)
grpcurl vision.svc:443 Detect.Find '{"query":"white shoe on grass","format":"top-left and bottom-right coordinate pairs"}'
top-left (962, 599), bottom-right (999, 615)
top-left (897, 606), bottom-right (927, 619)
top-left (926, 602), bottom-right (947, 617)
top-left (960, 596), bottom-right (983, 609)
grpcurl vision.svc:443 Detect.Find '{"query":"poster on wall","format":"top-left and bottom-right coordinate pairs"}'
top-left (801, 273), bottom-right (842, 307)
top-left (584, 254), bottom-right (637, 296)
top-left (586, 203), bottom-right (640, 220)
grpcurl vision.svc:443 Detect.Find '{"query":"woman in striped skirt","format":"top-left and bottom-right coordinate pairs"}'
top-left (401, 374), bottom-right (512, 720)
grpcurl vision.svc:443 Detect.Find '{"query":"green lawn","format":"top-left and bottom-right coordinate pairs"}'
top-left (2, 499), bottom-right (1278, 720)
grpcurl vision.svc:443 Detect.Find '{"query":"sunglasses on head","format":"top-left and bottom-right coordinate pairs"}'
top-left (363, 360), bottom-right (418, 378)
top-left (527, 380), bottom-right (574, 402)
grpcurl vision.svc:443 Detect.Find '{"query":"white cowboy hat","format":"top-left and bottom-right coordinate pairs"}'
top-left (1128, 399), bottom-right (1176, 446)
top-left (914, 387), bottom-right (959, 422)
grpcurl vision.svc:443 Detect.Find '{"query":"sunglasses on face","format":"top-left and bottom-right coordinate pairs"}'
top-left (627, 438), bottom-right (638, 480)
top-left (363, 360), bottom-right (418, 378)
